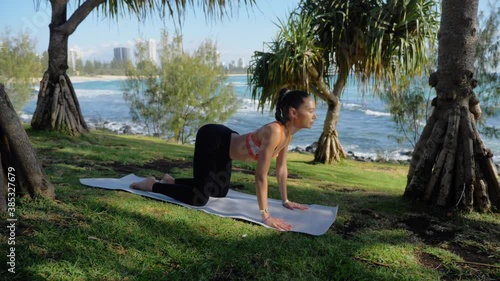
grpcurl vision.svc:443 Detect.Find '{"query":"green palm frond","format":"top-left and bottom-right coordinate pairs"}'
top-left (300, 0), bottom-right (438, 93)
top-left (248, 0), bottom-right (438, 108)
top-left (94, 0), bottom-right (256, 21)
top-left (363, 0), bottom-right (439, 92)
top-left (248, 11), bottom-right (323, 111)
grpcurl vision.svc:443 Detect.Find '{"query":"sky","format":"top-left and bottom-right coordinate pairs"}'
top-left (0, 0), bottom-right (496, 66)
top-left (0, 0), bottom-right (301, 65)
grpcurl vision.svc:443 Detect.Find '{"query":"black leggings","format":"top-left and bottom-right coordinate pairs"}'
top-left (152, 124), bottom-right (238, 206)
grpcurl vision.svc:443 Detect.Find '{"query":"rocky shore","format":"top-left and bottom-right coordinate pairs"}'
top-left (289, 142), bottom-right (412, 164)
top-left (290, 143), bottom-right (500, 172)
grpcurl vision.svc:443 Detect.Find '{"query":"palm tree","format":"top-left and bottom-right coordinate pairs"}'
top-left (404, 0), bottom-right (500, 211)
top-left (30, 0), bottom-right (255, 136)
top-left (248, 0), bottom-right (439, 164)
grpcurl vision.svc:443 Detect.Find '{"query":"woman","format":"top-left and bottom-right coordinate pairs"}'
top-left (130, 88), bottom-right (317, 231)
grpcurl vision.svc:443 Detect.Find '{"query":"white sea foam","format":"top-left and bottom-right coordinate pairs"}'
top-left (236, 98), bottom-right (271, 113)
top-left (365, 110), bottom-right (391, 117)
top-left (342, 103), bottom-right (364, 110)
top-left (343, 102), bottom-right (391, 117)
top-left (19, 112), bottom-right (33, 123)
top-left (343, 144), bottom-right (360, 150)
top-left (75, 89), bottom-right (122, 98)
top-left (227, 81), bottom-right (248, 87)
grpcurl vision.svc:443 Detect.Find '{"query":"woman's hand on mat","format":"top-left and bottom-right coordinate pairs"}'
top-left (264, 216), bottom-right (292, 231)
top-left (283, 200), bottom-right (309, 211)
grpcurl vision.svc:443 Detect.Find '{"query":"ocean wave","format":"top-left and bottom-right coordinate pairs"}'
top-left (19, 112), bottom-right (33, 123)
top-left (227, 81), bottom-right (248, 87)
top-left (75, 89), bottom-right (122, 98)
top-left (342, 103), bottom-right (364, 110)
top-left (342, 103), bottom-right (391, 117)
top-left (493, 155), bottom-right (500, 164)
top-left (365, 110), bottom-right (391, 117)
top-left (343, 144), bottom-right (360, 150)
top-left (236, 98), bottom-right (271, 113)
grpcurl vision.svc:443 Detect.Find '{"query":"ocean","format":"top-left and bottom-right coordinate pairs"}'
top-left (20, 75), bottom-right (500, 163)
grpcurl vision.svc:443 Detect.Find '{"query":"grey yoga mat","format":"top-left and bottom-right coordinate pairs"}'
top-left (80, 174), bottom-right (338, 236)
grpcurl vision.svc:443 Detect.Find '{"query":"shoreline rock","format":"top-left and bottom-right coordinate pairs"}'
top-left (292, 144), bottom-right (500, 173)
top-left (290, 143), bottom-right (412, 164)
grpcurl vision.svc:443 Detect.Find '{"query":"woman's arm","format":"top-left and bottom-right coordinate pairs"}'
top-left (255, 125), bottom-right (292, 231)
top-left (275, 141), bottom-right (309, 211)
top-left (275, 142), bottom-right (289, 203)
top-left (254, 125), bottom-right (278, 219)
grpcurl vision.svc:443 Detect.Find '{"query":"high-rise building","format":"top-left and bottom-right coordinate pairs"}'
top-left (68, 49), bottom-right (80, 71)
top-left (113, 47), bottom-right (131, 62)
top-left (146, 39), bottom-right (157, 64)
top-left (237, 58), bottom-right (246, 68)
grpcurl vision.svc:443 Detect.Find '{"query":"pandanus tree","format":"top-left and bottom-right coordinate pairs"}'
top-left (1, 84), bottom-right (55, 211)
top-left (404, 0), bottom-right (500, 211)
top-left (248, 0), bottom-right (439, 163)
top-left (30, 0), bottom-right (255, 136)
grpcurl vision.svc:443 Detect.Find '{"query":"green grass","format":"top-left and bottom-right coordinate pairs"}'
top-left (1, 129), bottom-right (499, 281)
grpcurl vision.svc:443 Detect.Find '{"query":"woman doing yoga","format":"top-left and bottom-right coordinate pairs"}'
top-left (130, 88), bottom-right (317, 231)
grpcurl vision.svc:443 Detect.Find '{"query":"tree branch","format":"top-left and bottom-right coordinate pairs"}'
top-left (307, 64), bottom-right (334, 102)
top-left (60, 0), bottom-right (106, 35)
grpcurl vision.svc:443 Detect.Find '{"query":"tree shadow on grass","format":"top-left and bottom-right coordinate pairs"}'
top-left (1, 185), bottom-right (447, 281)
top-left (20, 132), bottom-right (499, 280)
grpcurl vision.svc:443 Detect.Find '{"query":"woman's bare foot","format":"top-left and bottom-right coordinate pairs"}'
top-left (130, 176), bottom-right (157, 191)
top-left (160, 173), bottom-right (175, 184)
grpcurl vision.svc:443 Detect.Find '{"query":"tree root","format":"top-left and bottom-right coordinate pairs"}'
top-left (404, 103), bottom-right (500, 212)
top-left (31, 72), bottom-right (88, 136)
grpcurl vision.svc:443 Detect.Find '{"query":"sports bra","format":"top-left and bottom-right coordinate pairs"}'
top-left (245, 122), bottom-right (287, 160)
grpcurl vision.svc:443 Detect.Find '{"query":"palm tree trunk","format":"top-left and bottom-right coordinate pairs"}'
top-left (310, 65), bottom-right (347, 164)
top-left (1, 84), bottom-right (55, 211)
top-left (314, 97), bottom-right (346, 163)
top-left (404, 0), bottom-right (499, 211)
top-left (30, 0), bottom-right (89, 136)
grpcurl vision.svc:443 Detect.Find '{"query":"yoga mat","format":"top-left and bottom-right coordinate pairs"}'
top-left (80, 174), bottom-right (337, 236)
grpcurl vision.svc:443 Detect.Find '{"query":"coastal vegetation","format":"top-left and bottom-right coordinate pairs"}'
top-left (0, 30), bottom-right (41, 112)
top-left (123, 31), bottom-right (239, 143)
top-left (248, 0), bottom-right (439, 164)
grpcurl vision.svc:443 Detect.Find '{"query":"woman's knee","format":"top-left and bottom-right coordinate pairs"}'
top-left (191, 189), bottom-right (209, 206)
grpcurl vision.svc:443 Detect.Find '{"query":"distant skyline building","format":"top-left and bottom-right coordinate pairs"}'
top-left (237, 58), bottom-right (245, 68)
top-left (113, 47), bottom-right (131, 62)
top-left (146, 39), bottom-right (157, 64)
top-left (68, 48), bottom-right (80, 71)
top-left (216, 50), bottom-right (221, 66)
top-left (225, 58), bottom-right (247, 70)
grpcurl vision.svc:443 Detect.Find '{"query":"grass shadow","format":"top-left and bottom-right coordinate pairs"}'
top-left (3, 129), bottom-right (497, 280)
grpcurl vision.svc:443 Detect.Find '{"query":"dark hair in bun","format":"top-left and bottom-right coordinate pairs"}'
top-left (275, 87), bottom-right (310, 124)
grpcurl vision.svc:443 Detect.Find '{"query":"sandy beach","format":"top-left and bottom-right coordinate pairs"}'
top-left (29, 73), bottom-right (246, 85)
top-left (70, 75), bottom-right (128, 82)
top-left (68, 73), bottom-right (245, 83)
